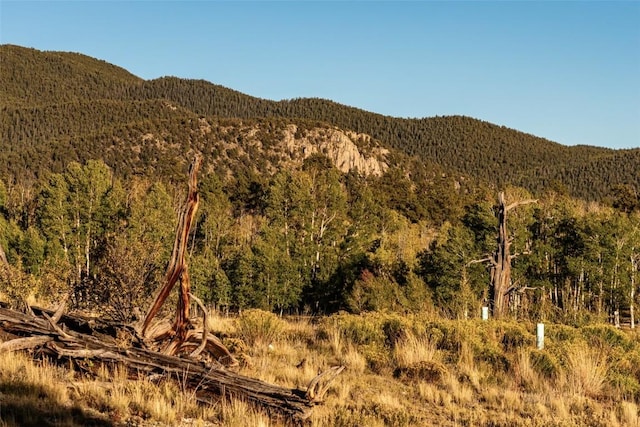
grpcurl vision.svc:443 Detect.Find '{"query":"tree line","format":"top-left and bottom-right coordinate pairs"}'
top-left (1, 157), bottom-right (638, 325)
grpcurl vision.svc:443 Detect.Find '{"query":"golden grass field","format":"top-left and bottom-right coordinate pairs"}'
top-left (1, 309), bottom-right (639, 426)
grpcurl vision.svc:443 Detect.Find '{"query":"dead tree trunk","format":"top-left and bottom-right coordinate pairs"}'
top-left (143, 155), bottom-right (202, 340)
top-left (631, 253), bottom-right (638, 329)
top-left (489, 192), bottom-right (537, 318)
top-left (140, 156), bottom-right (235, 364)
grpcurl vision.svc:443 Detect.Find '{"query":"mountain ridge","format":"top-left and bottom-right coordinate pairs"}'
top-left (1, 44), bottom-right (638, 201)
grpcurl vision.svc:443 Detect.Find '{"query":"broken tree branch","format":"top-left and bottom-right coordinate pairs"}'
top-left (188, 292), bottom-right (208, 358)
top-left (306, 365), bottom-right (345, 403)
top-left (51, 293), bottom-right (69, 325)
top-left (506, 199), bottom-right (538, 212)
top-left (466, 256), bottom-right (494, 267)
top-left (0, 336), bottom-right (53, 353)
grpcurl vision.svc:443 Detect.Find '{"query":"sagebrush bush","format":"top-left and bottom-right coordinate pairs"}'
top-left (546, 324), bottom-right (580, 343)
top-left (580, 324), bottom-right (633, 351)
top-left (381, 316), bottom-right (413, 348)
top-left (426, 320), bottom-right (468, 354)
top-left (236, 309), bottom-right (285, 346)
top-left (323, 312), bottom-right (385, 347)
top-left (530, 349), bottom-right (560, 380)
top-left (609, 371), bottom-right (640, 400)
top-left (500, 322), bottom-right (535, 350)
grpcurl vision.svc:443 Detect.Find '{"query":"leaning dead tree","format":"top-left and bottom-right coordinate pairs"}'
top-left (142, 155), bottom-right (202, 340)
top-left (140, 155), bottom-right (235, 363)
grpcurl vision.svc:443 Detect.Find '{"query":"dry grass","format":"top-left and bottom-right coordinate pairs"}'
top-left (1, 313), bottom-right (639, 427)
top-left (206, 309), bottom-right (237, 336)
top-left (325, 321), bottom-right (344, 356)
top-left (339, 344), bottom-right (367, 374)
top-left (618, 401), bottom-right (639, 427)
top-left (564, 341), bottom-right (608, 398)
top-left (514, 348), bottom-right (544, 392)
top-left (217, 398), bottom-right (274, 427)
top-left (393, 331), bottom-right (438, 367)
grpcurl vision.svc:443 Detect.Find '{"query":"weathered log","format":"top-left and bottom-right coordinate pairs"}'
top-left (0, 336), bottom-right (53, 353)
top-left (0, 305), bottom-right (340, 422)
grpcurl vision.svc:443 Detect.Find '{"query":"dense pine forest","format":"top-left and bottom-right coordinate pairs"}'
top-left (1, 44), bottom-right (639, 326)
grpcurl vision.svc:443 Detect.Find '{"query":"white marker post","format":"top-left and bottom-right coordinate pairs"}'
top-left (481, 306), bottom-right (489, 321)
top-left (536, 323), bottom-right (545, 350)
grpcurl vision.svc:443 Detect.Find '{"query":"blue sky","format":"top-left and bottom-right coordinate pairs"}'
top-left (1, 1), bottom-right (639, 149)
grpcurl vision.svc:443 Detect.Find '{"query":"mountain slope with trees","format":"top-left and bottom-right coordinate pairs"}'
top-left (123, 77), bottom-right (640, 201)
top-left (1, 44), bottom-right (638, 201)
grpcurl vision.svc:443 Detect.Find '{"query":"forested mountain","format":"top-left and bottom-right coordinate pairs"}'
top-left (1, 44), bottom-right (639, 325)
top-left (1, 44), bottom-right (638, 201)
top-left (125, 78), bottom-right (640, 200)
top-left (0, 44), bottom-right (140, 107)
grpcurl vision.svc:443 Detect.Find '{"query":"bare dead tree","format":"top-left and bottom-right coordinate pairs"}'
top-left (469, 192), bottom-right (537, 318)
top-left (488, 192), bottom-right (537, 318)
top-left (631, 253), bottom-right (637, 328)
top-left (140, 155), bottom-right (235, 364)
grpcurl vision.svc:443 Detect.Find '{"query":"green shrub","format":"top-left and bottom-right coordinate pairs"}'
top-left (427, 321), bottom-right (464, 352)
top-left (608, 371), bottom-right (640, 400)
top-left (236, 309), bottom-right (284, 346)
top-left (394, 360), bottom-right (448, 384)
top-left (501, 323), bottom-right (535, 350)
top-left (546, 324), bottom-right (579, 343)
top-left (425, 326), bottom-right (445, 347)
top-left (475, 345), bottom-right (510, 374)
top-left (361, 345), bottom-right (392, 375)
top-left (530, 350), bottom-right (559, 380)
top-left (382, 317), bottom-right (410, 349)
top-left (581, 325), bottom-right (633, 351)
top-left (331, 313), bottom-right (385, 347)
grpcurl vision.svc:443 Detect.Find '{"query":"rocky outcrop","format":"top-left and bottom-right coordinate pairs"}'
top-left (281, 125), bottom-right (388, 176)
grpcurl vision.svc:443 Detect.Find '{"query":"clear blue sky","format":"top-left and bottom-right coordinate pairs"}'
top-left (1, 1), bottom-right (639, 149)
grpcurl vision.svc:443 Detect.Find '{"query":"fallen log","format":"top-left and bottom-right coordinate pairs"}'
top-left (0, 304), bottom-right (341, 423)
top-left (0, 335), bottom-right (53, 353)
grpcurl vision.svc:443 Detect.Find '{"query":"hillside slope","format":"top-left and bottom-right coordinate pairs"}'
top-left (0, 44), bottom-right (140, 107)
top-left (125, 77), bottom-right (640, 200)
top-left (1, 44), bottom-right (638, 200)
